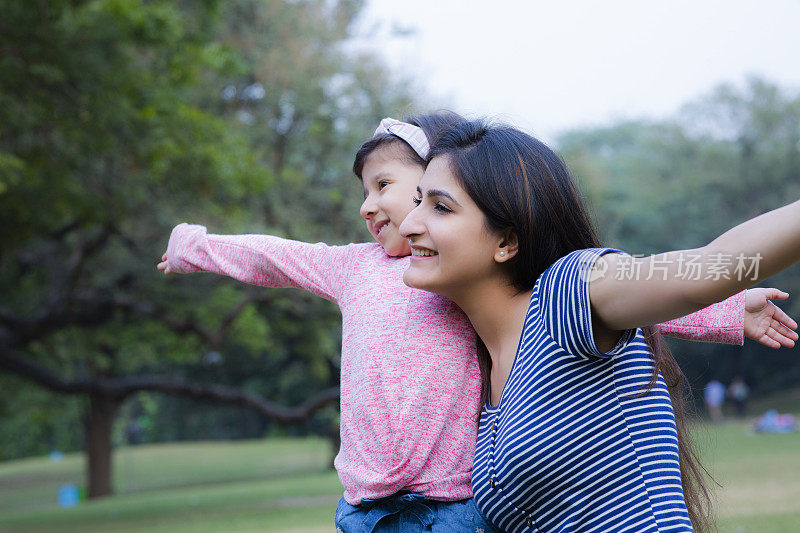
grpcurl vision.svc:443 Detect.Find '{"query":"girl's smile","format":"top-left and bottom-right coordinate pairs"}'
top-left (374, 220), bottom-right (390, 236)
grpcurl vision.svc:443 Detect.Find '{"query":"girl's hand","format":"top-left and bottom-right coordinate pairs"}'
top-left (156, 253), bottom-right (173, 275)
top-left (744, 288), bottom-right (799, 348)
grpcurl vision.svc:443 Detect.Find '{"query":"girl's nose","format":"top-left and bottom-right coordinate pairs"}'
top-left (360, 194), bottom-right (378, 219)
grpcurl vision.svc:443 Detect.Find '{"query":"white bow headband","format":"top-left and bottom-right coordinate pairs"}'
top-left (373, 118), bottom-right (430, 159)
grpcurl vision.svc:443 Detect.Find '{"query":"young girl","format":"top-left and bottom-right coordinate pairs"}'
top-left (399, 119), bottom-right (800, 532)
top-left (158, 114), bottom-right (795, 532)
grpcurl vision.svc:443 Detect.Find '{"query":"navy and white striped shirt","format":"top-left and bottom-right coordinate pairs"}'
top-left (473, 248), bottom-right (693, 532)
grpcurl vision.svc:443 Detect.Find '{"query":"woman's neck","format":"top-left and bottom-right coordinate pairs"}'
top-left (452, 281), bottom-right (533, 361)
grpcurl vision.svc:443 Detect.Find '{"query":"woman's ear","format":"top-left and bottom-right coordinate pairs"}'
top-left (495, 228), bottom-right (519, 263)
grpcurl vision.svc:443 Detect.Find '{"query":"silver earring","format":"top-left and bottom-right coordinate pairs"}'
top-left (499, 251), bottom-right (506, 257)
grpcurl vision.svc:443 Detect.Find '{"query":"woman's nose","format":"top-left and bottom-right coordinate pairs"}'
top-left (399, 205), bottom-right (423, 238)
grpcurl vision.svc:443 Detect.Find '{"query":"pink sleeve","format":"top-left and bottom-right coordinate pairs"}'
top-left (655, 291), bottom-right (746, 345)
top-left (165, 223), bottom-right (355, 302)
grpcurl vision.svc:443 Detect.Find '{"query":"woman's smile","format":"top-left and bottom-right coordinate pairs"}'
top-left (400, 155), bottom-right (507, 298)
top-left (410, 245), bottom-right (438, 258)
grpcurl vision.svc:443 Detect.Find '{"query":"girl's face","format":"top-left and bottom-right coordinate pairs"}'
top-left (359, 145), bottom-right (424, 257)
top-left (399, 155), bottom-right (505, 297)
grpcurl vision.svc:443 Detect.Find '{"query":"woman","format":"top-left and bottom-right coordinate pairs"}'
top-left (399, 120), bottom-right (800, 532)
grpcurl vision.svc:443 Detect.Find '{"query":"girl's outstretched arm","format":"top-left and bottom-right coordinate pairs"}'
top-left (156, 223), bottom-right (359, 303)
top-left (656, 288), bottom-right (798, 348)
top-left (589, 198), bottom-right (800, 349)
top-left (655, 291), bottom-right (746, 345)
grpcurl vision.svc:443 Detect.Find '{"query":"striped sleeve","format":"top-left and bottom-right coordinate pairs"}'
top-left (164, 223), bottom-right (357, 303)
top-left (537, 248), bottom-right (637, 359)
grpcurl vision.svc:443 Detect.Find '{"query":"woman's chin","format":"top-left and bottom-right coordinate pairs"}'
top-left (403, 268), bottom-right (446, 296)
top-left (402, 268), bottom-right (426, 290)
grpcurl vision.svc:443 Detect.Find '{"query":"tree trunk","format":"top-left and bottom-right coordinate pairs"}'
top-left (84, 393), bottom-right (122, 499)
top-left (326, 421), bottom-right (340, 471)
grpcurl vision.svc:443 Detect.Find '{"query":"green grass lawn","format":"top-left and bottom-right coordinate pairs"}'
top-left (699, 423), bottom-right (800, 532)
top-left (0, 410), bottom-right (798, 532)
top-left (0, 437), bottom-right (341, 533)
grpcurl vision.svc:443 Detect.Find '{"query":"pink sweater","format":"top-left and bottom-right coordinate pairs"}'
top-left (165, 223), bottom-right (745, 504)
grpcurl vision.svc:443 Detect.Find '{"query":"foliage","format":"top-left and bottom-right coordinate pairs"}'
top-left (560, 77), bottom-right (800, 394)
top-left (0, 0), bottom-right (418, 461)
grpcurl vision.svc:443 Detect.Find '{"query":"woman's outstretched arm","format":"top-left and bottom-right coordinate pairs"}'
top-left (589, 199), bottom-right (800, 349)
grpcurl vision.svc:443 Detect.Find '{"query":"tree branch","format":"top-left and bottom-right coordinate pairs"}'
top-left (1, 280), bottom-right (268, 350)
top-left (0, 297), bottom-right (116, 344)
top-left (0, 348), bottom-right (339, 424)
top-left (62, 224), bottom-right (113, 293)
top-left (50, 218), bottom-right (84, 240)
top-left (117, 378), bottom-right (340, 424)
top-left (2, 224), bottom-right (117, 337)
top-left (109, 295), bottom-right (222, 348)
top-left (108, 225), bottom-right (143, 256)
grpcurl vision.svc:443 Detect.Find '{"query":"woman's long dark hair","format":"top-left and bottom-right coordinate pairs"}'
top-left (352, 111), bottom-right (465, 179)
top-left (428, 120), bottom-right (713, 532)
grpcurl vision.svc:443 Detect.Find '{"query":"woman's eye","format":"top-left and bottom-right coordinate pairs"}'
top-left (411, 196), bottom-right (450, 212)
top-left (378, 180), bottom-right (389, 189)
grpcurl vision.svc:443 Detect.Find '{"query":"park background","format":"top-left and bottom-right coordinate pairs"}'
top-left (1, 0), bottom-right (799, 531)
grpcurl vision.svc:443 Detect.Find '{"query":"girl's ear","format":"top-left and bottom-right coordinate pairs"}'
top-left (495, 228), bottom-right (519, 263)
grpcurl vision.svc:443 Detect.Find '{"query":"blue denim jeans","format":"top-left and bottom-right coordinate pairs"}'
top-left (334, 491), bottom-right (500, 532)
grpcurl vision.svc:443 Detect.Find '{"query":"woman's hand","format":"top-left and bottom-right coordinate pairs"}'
top-left (744, 288), bottom-right (798, 348)
top-left (156, 253), bottom-right (173, 275)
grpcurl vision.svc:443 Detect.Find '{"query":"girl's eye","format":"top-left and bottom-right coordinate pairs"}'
top-left (378, 180), bottom-right (389, 189)
top-left (412, 196), bottom-right (421, 206)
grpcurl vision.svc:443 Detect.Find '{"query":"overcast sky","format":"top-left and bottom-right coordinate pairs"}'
top-left (355, 0), bottom-right (800, 143)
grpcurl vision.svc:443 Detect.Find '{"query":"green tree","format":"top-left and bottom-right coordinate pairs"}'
top-left (0, 0), bottom-right (419, 498)
top-left (559, 77), bottom-right (800, 395)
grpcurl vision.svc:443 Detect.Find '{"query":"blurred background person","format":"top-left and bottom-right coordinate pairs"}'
top-left (728, 376), bottom-right (750, 418)
top-left (704, 379), bottom-right (726, 423)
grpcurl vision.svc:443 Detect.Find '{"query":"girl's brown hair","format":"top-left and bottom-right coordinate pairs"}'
top-left (428, 119), bottom-right (713, 532)
top-left (352, 111), bottom-right (465, 179)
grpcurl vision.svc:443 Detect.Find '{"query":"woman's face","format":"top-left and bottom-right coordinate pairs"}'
top-left (399, 155), bottom-right (505, 297)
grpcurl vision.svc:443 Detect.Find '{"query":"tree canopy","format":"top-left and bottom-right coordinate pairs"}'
top-left (560, 77), bottom-right (800, 391)
top-left (0, 0), bottom-right (418, 496)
